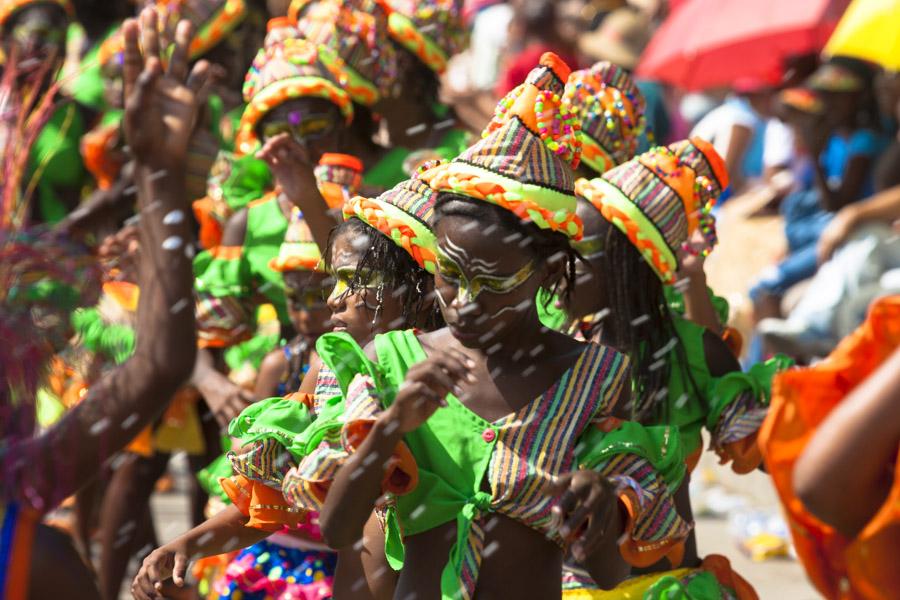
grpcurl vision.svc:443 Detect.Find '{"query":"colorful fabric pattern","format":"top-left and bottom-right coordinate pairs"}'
top-left (420, 52), bottom-right (584, 240)
top-left (214, 539), bottom-right (335, 600)
top-left (237, 38), bottom-right (353, 155)
top-left (342, 174), bottom-right (439, 272)
top-left (0, 502), bottom-right (37, 600)
top-left (291, 0), bottom-right (397, 105)
top-left (163, 0), bottom-right (248, 60)
top-left (385, 0), bottom-right (468, 74)
top-left (563, 61), bottom-right (647, 175)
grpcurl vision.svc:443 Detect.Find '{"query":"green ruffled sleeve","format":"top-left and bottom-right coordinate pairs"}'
top-left (664, 285), bottom-right (730, 326)
top-left (706, 354), bottom-right (794, 434)
top-left (71, 307), bottom-right (136, 364)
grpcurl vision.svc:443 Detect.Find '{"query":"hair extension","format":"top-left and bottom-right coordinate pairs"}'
top-left (592, 218), bottom-right (707, 423)
top-left (325, 218), bottom-right (443, 330)
top-left (433, 192), bottom-right (580, 312)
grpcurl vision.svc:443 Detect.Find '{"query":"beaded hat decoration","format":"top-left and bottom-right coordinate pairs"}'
top-left (343, 165), bottom-right (440, 273)
top-left (575, 142), bottom-right (726, 283)
top-left (385, 0), bottom-right (468, 75)
top-left (419, 52), bottom-right (584, 239)
top-left (0, 0), bottom-right (73, 27)
top-left (236, 37), bottom-right (353, 155)
top-left (667, 137), bottom-right (729, 256)
top-left (290, 0), bottom-right (397, 106)
top-left (269, 207), bottom-right (323, 272)
top-left (158, 0), bottom-right (248, 59)
top-left (563, 61), bottom-right (647, 176)
top-left (263, 15), bottom-right (300, 47)
top-left (98, 28), bottom-right (125, 69)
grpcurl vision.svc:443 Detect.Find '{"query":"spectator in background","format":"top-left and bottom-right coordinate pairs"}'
top-left (748, 58), bottom-right (890, 362)
top-left (494, 0), bottom-right (580, 97)
top-left (578, 6), bottom-right (670, 146)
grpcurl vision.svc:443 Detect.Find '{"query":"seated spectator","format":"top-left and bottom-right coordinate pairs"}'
top-left (748, 58), bottom-right (890, 362)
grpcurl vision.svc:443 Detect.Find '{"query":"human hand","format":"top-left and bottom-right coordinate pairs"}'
top-left (131, 542), bottom-right (189, 600)
top-left (255, 133), bottom-right (318, 207)
top-left (676, 227), bottom-right (711, 284)
top-left (817, 207), bottom-right (858, 264)
top-left (196, 372), bottom-right (256, 428)
top-left (549, 469), bottom-right (621, 563)
top-left (122, 9), bottom-right (217, 169)
top-left (380, 349), bottom-right (475, 434)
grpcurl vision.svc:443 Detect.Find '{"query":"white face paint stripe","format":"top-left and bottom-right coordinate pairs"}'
top-left (442, 236), bottom-right (501, 275)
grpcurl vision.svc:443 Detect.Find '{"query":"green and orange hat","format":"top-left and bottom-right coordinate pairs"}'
top-left (269, 207), bottom-right (323, 272)
top-left (0, 0), bottom-right (73, 27)
top-left (235, 34), bottom-right (353, 155)
top-left (289, 0), bottom-right (397, 106)
top-left (158, 0), bottom-right (248, 60)
top-left (575, 141), bottom-right (727, 284)
top-left (385, 0), bottom-right (467, 75)
top-left (343, 164), bottom-right (441, 273)
top-left (563, 61), bottom-right (647, 176)
top-left (419, 52), bottom-right (584, 240)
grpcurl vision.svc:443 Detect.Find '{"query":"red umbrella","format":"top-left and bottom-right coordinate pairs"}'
top-left (637, 0), bottom-right (851, 90)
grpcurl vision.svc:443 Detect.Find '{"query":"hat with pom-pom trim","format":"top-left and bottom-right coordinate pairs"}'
top-left (564, 61), bottom-right (647, 175)
top-left (575, 141), bottom-right (727, 283)
top-left (342, 165), bottom-right (440, 273)
top-left (419, 52), bottom-right (584, 240)
top-left (289, 0), bottom-right (397, 106)
top-left (384, 0), bottom-right (468, 75)
top-left (235, 36), bottom-right (353, 156)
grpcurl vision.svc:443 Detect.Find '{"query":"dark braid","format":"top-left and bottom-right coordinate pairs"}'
top-left (433, 192), bottom-right (580, 311)
top-left (325, 218), bottom-right (443, 330)
top-left (594, 218), bottom-right (688, 422)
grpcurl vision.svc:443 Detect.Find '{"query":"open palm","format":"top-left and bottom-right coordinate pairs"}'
top-left (122, 9), bottom-right (215, 169)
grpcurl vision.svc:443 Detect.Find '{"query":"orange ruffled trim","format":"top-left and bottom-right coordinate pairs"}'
top-left (759, 295), bottom-right (900, 599)
top-left (193, 197), bottom-right (225, 250)
top-left (343, 419), bottom-right (419, 497)
top-left (617, 492), bottom-right (686, 568)
top-left (421, 166), bottom-right (584, 240)
top-left (342, 196), bottom-right (437, 272)
top-left (221, 474), bottom-right (307, 532)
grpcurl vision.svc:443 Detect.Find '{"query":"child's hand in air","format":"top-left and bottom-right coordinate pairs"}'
top-left (256, 133), bottom-right (318, 209)
top-left (131, 542), bottom-right (190, 600)
top-left (381, 349), bottom-right (476, 434)
top-left (549, 469), bottom-right (622, 563)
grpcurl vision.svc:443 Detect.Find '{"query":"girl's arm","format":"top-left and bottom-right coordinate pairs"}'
top-left (254, 348), bottom-right (288, 400)
top-left (7, 13), bottom-right (207, 511)
top-left (794, 347), bottom-right (900, 539)
top-left (131, 504), bottom-right (268, 599)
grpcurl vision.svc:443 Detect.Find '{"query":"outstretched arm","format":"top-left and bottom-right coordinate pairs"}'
top-left (7, 11), bottom-right (210, 511)
top-left (794, 347), bottom-right (900, 538)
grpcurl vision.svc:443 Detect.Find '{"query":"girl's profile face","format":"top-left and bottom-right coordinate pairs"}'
top-left (3, 6), bottom-right (67, 72)
top-left (433, 214), bottom-right (548, 349)
top-left (325, 228), bottom-right (405, 346)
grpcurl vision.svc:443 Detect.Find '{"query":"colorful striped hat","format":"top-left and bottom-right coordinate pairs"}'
top-left (420, 52), bottom-right (584, 240)
top-left (0, 0), bottom-right (73, 27)
top-left (385, 0), bottom-right (468, 74)
top-left (289, 0), bottom-right (397, 106)
top-left (235, 36), bottom-right (353, 156)
top-left (269, 208), bottom-right (323, 272)
top-left (563, 61), bottom-right (647, 175)
top-left (159, 0), bottom-right (248, 60)
top-left (669, 137), bottom-right (729, 199)
top-left (575, 142), bottom-right (726, 283)
top-left (343, 166), bottom-right (440, 273)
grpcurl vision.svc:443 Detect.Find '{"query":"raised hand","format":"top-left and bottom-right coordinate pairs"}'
top-left (255, 132), bottom-right (318, 207)
top-left (122, 8), bottom-right (216, 169)
top-left (381, 348), bottom-right (476, 434)
top-left (549, 469), bottom-right (620, 563)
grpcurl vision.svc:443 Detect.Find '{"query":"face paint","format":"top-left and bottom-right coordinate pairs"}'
top-left (436, 246), bottom-right (536, 305)
top-left (287, 285), bottom-right (330, 311)
top-left (261, 111), bottom-right (336, 144)
top-left (329, 266), bottom-right (384, 301)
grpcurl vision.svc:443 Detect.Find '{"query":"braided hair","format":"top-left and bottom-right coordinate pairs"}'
top-left (592, 216), bottom-right (704, 423)
top-left (325, 218), bottom-right (443, 331)
top-left (433, 192), bottom-right (579, 312)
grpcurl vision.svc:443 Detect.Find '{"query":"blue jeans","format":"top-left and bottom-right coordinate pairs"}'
top-left (749, 189), bottom-right (833, 301)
